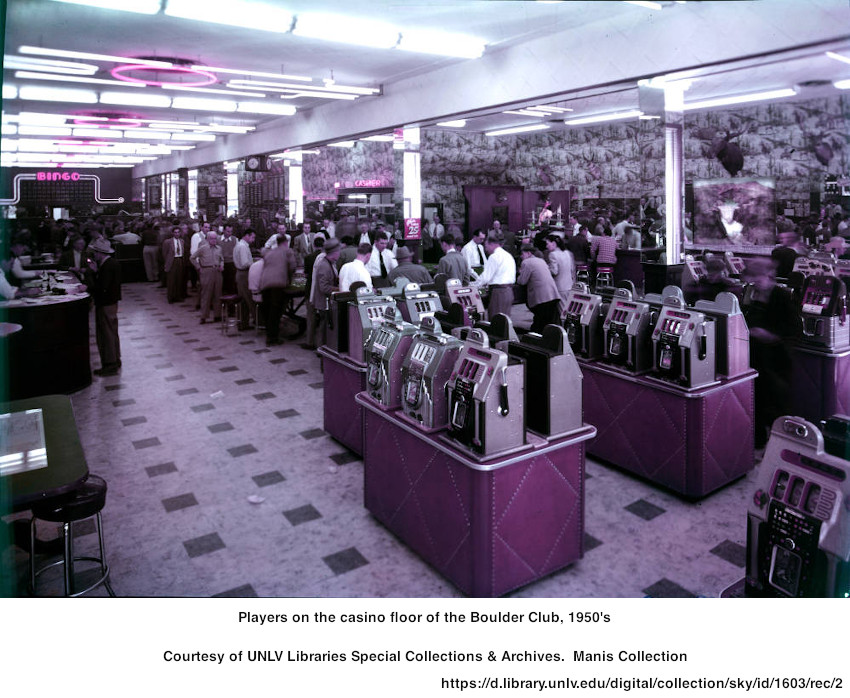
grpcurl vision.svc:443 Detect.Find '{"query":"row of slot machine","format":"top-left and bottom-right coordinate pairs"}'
top-left (325, 278), bottom-right (584, 460)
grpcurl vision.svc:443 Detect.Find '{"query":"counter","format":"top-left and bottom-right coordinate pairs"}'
top-left (789, 344), bottom-right (850, 424)
top-left (318, 346), bottom-right (367, 456)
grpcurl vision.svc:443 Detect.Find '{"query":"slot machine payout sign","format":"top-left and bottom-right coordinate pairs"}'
top-left (404, 218), bottom-right (421, 240)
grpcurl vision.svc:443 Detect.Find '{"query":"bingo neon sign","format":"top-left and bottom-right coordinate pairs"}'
top-left (0, 173), bottom-right (125, 205)
top-left (36, 171), bottom-right (83, 181)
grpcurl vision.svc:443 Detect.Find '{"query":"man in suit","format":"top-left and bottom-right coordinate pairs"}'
top-left (85, 238), bottom-right (122, 376)
top-left (291, 221), bottom-right (316, 268)
top-left (518, 243), bottom-right (560, 333)
top-left (307, 238), bottom-right (341, 349)
top-left (436, 233), bottom-right (471, 285)
top-left (161, 225), bottom-right (186, 304)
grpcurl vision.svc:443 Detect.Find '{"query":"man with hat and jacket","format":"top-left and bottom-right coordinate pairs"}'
top-left (307, 237), bottom-right (342, 349)
top-left (85, 237), bottom-right (122, 376)
top-left (387, 246), bottom-right (433, 286)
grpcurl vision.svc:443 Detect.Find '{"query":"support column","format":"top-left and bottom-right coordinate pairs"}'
top-left (400, 126), bottom-right (422, 254)
top-left (664, 84), bottom-right (686, 265)
top-left (287, 152), bottom-right (303, 225)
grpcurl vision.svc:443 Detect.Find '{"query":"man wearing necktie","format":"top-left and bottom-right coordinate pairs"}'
top-left (462, 228), bottom-right (487, 280)
top-left (162, 226), bottom-right (186, 304)
top-left (366, 233), bottom-right (397, 286)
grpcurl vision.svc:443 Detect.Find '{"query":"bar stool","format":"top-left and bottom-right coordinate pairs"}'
top-left (220, 294), bottom-right (242, 335)
top-left (576, 264), bottom-right (590, 286)
top-left (30, 474), bottom-right (115, 597)
top-left (595, 264), bottom-right (615, 291)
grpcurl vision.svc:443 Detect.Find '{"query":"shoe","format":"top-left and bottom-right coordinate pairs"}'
top-left (94, 366), bottom-right (120, 377)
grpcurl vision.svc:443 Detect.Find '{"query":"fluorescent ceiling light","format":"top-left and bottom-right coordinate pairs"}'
top-left (162, 85), bottom-right (267, 98)
top-left (564, 109), bottom-right (643, 125)
top-left (171, 97), bottom-right (238, 112)
top-left (293, 13), bottom-right (400, 49)
top-left (624, 1), bottom-right (663, 9)
top-left (360, 135), bottom-right (394, 142)
top-left (504, 109), bottom-right (548, 117)
top-left (279, 90), bottom-right (357, 101)
top-left (48, 0), bottom-right (161, 12)
top-left (18, 86), bottom-right (98, 103)
top-left (397, 30), bottom-right (485, 59)
top-left (122, 130), bottom-right (172, 140)
top-left (228, 78), bottom-right (378, 95)
top-left (169, 133), bottom-right (217, 142)
top-left (683, 88), bottom-right (796, 110)
top-left (328, 141), bottom-right (356, 148)
top-left (193, 65), bottom-right (312, 82)
top-left (485, 123), bottom-right (550, 136)
top-left (73, 128), bottom-right (124, 138)
top-left (100, 91), bottom-right (172, 108)
top-left (3, 85), bottom-right (18, 99)
top-left (166, 0), bottom-right (293, 32)
top-left (14, 71), bottom-right (144, 88)
top-left (535, 105), bottom-right (572, 113)
top-left (17, 125), bottom-right (73, 136)
top-left (834, 79), bottom-right (850, 89)
top-left (236, 102), bottom-right (296, 115)
top-left (15, 112), bottom-right (72, 125)
top-left (436, 120), bottom-right (467, 128)
top-left (1, 124), bottom-right (19, 136)
top-left (826, 51), bottom-right (850, 66)
top-left (19, 46), bottom-right (172, 68)
top-left (3, 56), bottom-right (98, 75)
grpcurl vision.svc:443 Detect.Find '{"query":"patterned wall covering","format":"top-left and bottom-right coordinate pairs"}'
top-left (421, 94), bottom-right (849, 224)
top-left (303, 141), bottom-right (394, 200)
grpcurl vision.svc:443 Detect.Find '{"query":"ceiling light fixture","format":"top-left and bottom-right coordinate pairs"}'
top-left (564, 109), bottom-right (643, 125)
top-left (192, 65), bottom-right (312, 82)
top-left (47, 0), bottom-right (162, 13)
top-left (227, 78), bottom-right (379, 96)
top-left (111, 64), bottom-right (218, 88)
top-left (359, 135), bottom-right (394, 142)
top-left (19, 46), bottom-right (173, 68)
top-left (236, 102), bottom-right (297, 116)
top-left (3, 56), bottom-right (99, 75)
top-left (165, 0), bottom-right (294, 33)
top-left (73, 128), bottom-right (125, 138)
top-left (169, 133), bottom-right (217, 141)
top-left (100, 91), bottom-right (173, 108)
top-left (504, 109), bottom-right (549, 117)
top-left (485, 123), bottom-right (550, 136)
top-left (162, 85), bottom-right (267, 98)
top-left (14, 71), bottom-right (146, 88)
top-left (436, 120), bottom-right (467, 128)
top-left (682, 88), bottom-right (797, 110)
top-left (18, 86), bottom-right (98, 103)
top-left (122, 130), bottom-right (172, 140)
top-left (834, 79), bottom-right (850, 89)
top-left (397, 30), bottom-right (485, 59)
top-left (624, 1), bottom-right (663, 10)
top-left (17, 126), bottom-right (73, 137)
top-left (327, 141), bottom-right (356, 148)
top-left (825, 51), bottom-right (850, 66)
top-left (292, 13), bottom-right (400, 49)
top-left (279, 91), bottom-right (358, 101)
top-left (3, 85), bottom-right (18, 99)
top-left (171, 96), bottom-right (238, 112)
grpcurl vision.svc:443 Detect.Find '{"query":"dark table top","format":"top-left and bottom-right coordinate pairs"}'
top-left (0, 394), bottom-right (89, 513)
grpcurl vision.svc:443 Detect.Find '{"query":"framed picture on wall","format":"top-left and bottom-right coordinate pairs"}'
top-left (491, 205), bottom-right (508, 227)
top-left (693, 178), bottom-right (776, 249)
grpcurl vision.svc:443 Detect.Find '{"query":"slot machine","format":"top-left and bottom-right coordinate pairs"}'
top-left (326, 290), bottom-right (357, 355)
top-left (399, 316), bottom-right (464, 429)
top-left (444, 278), bottom-right (485, 322)
top-left (650, 297), bottom-right (717, 389)
top-left (746, 415), bottom-right (850, 598)
top-left (562, 282), bottom-right (604, 359)
top-left (724, 251), bottom-right (746, 276)
top-left (836, 260), bottom-right (850, 287)
top-left (364, 306), bottom-right (420, 409)
top-left (507, 325), bottom-right (583, 438)
top-left (799, 275), bottom-right (849, 351)
top-left (398, 282), bottom-right (443, 324)
top-left (601, 288), bottom-right (653, 374)
top-left (452, 313), bottom-right (518, 352)
top-left (446, 328), bottom-right (526, 458)
top-left (694, 291), bottom-right (751, 379)
top-left (684, 259), bottom-right (707, 284)
top-left (347, 287), bottom-right (398, 365)
top-left (433, 303), bottom-right (473, 335)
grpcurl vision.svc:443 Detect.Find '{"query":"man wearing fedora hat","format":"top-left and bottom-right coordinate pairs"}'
top-left (307, 237), bottom-right (342, 349)
top-left (387, 246), bottom-right (432, 286)
top-left (86, 237), bottom-right (122, 377)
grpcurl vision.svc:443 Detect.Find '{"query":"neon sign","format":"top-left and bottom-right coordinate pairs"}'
top-left (36, 171), bottom-right (82, 181)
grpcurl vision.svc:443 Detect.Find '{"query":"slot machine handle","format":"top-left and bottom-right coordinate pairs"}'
top-left (698, 322), bottom-right (707, 361)
top-left (498, 367), bottom-right (510, 417)
top-left (841, 296), bottom-right (847, 325)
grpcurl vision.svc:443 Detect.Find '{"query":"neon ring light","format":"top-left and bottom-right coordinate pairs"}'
top-left (111, 63), bottom-right (218, 88)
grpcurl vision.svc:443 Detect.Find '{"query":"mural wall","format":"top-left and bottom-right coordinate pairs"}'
top-left (303, 141), bottom-right (394, 200)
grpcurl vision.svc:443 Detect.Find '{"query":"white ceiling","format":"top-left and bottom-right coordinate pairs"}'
top-left (2, 0), bottom-right (850, 173)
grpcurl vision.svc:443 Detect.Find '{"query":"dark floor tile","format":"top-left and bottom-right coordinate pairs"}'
top-left (72, 518), bottom-right (97, 538)
top-left (193, 346), bottom-right (212, 352)
top-left (288, 369), bottom-right (307, 376)
top-left (330, 451), bottom-right (360, 466)
top-left (154, 362), bottom-right (174, 369)
top-left (300, 428), bottom-right (326, 440)
top-left (103, 384), bottom-right (126, 392)
top-left (183, 338), bottom-right (200, 344)
top-left (309, 382), bottom-right (324, 389)
top-left (323, 547), bottom-right (369, 576)
top-left (162, 493), bottom-right (199, 513)
top-left (254, 348), bottom-right (271, 354)
top-left (239, 340), bottom-right (255, 345)
top-left (643, 578), bottom-right (698, 598)
top-left (144, 353), bottom-right (164, 359)
top-left (624, 499), bottom-right (666, 521)
top-left (205, 355), bottom-right (225, 361)
top-left (145, 462), bottom-right (178, 478)
top-left (191, 403), bottom-right (215, 413)
top-left (132, 437), bottom-right (161, 450)
top-left (274, 409), bottom-right (299, 419)
top-left (112, 399), bottom-right (136, 407)
top-left (710, 540), bottom-right (746, 568)
top-left (583, 532), bottom-right (603, 553)
top-left (253, 392), bottom-right (276, 400)
top-left (165, 374), bottom-right (186, 382)
top-left (183, 532), bottom-right (225, 558)
top-left (166, 324), bottom-right (180, 329)
top-left (121, 416), bottom-right (148, 427)
top-left (252, 470), bottom-right (286, 487)
top-left (235, 378), bottom-right (256, 385)
top-left (175, 331), bottom-right (190, 336)
top-left (228, 444), bottom-right (258, 458)
top-left (213, 584), bottom-right (258, 598)
top-left (177, 388), bottom-right (199, 396)
top-left (270, 358), bottom-right (288, 365)
top-left (219, 366), bottom-right (238, 373)
top-left (207, 422), bottom-right (235, 434)
top-left (284, 504), bottom-right (322, 526)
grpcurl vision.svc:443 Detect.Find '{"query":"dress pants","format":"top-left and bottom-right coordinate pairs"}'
top-left (142, 245), bottom-right (159, 282)
top-left (223, 261), bottom-right (236, 294)
top-left (529, 299), bottom-right (561, 334)
top-left (95, 303), bottom-right (121, 369)
top-left (235, 269), bottom-right (254, 330)
top-left (262, 287), bottom-right (285, 343)
top-left (198, 267), bottom-right (222, 321)
top-left (166, 259), bottom-right (185, 303)
top-left (487, 286), bottom-right (514, 320)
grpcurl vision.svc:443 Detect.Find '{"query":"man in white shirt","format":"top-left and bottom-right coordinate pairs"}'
top-left (461, 228), bottom-right (487, 279)
top-left (365, 233), bottom-right (398, 282)
top-left (473, 231), bottom-right (516, 319)
top-left (339, 243), bottom-right (374, 292)
top-left (264, 224), bottom-right (291, 250)
top-left (190, 222), bottom-right (210, 309)
top-left (323, 218), bottom-right (336, 238)
top-left (233, 229), bottom-right (256, 330)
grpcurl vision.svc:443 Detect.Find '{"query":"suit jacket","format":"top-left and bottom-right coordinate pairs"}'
top-left (161, 237), bottom-right (185, 272)
top-left (518, 256), bottom-right (559, 308)
top-left (310, 254), bottom-right (339, 308)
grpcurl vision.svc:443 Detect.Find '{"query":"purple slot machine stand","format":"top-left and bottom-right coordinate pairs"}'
top-left (580, 362), bottom-right (757, 498)
top-left (318, 347), bottom-right (367, 456)
top-left (355, 393), bottom-right (596, 597)
top-left (790, 345), bottom-right (850, 424)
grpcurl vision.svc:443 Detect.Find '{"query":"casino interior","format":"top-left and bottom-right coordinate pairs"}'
top-left (1, 0), bottom-right (850, 598)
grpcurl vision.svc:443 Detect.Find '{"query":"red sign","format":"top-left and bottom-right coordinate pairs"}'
top-left (36, 171), bottom-right (82, 181)
top-left (404, 218), bottom-right (421, 240)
